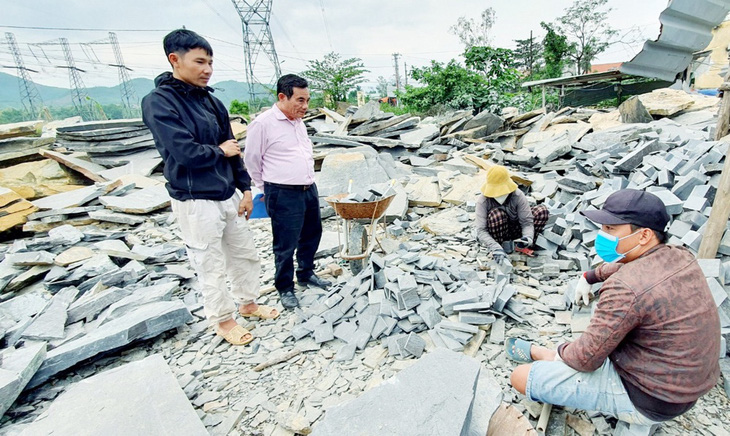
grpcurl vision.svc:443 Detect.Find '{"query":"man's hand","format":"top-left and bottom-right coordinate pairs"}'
top-left (238, 190), bottom-right (253, 219)
top-left (219, 139), bottom-right (241, 157)
top-left (515, 235), bottom-right (533, 249)
top-left (573, 274), bottom-right (592, 306)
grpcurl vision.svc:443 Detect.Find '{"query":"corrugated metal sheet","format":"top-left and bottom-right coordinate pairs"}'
top-left (620, 0), bottom-right (730, 81)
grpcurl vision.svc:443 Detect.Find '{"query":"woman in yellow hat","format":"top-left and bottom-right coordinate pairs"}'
top-left (474, 165), bottom-right (549, 263)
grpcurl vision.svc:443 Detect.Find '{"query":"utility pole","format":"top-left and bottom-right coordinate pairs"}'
top-left (231, 0), bottom-right (282, 110)
top-left (528, 30), bottom-right (534, 78)
top-left (4, 32), bottom-right (45, 120)
top-left (59, 38), bottom-right (97, 121)
top-left (109, 32), bottom-right (139, 118)
top-left (392, 53), bottom-right (401, 94)
top-left (403, 61), bottom-right (408, 87)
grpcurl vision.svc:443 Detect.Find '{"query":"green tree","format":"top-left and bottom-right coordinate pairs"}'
top-left (557, 0), bottom-right (618, 74)
top-left (463, 46), bottom-right (520, 91)
top-left (376, 76), bottom-right (390, 98)
top-left (401, 60), bottom-right (491, 113)
top-left (513, 34), bottom-right (543, 79)
top-left (229, 99), bottom-right (250, 116)
top-left (302, 52), bottom-right (368, 109)
top-left (449, 8), bottom-right (496, 50)
top-left (541, 22), bottom-right (571, 79)
top-left (0, 108), bottom-right (25, 124)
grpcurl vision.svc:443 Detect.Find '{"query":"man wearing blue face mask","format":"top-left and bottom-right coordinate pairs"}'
top-left (506, 189), bottom-right (720, 433)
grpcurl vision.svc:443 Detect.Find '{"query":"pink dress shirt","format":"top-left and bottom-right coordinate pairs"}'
top-left (244, 104), bottom-right (316, 191)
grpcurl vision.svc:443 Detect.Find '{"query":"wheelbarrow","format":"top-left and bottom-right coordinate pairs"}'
top-left (325, 192), bottom-right (396, 274)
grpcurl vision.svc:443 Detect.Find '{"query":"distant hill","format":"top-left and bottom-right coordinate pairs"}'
top-left (0, 71), bottom-right (271, 110)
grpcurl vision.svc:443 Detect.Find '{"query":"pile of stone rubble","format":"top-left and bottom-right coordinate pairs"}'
top-left (0, 87), bottom-right (728, 435)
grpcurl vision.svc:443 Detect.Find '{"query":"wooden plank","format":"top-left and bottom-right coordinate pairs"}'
top-left (698, 132), bottom-right (730, 258)
top-left (333, 114), bottom-right (353, 136)
top-left (319, 107), bottom-right (346, 123)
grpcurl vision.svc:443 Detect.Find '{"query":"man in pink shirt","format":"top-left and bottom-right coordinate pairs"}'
top-left (244, 74), bottom-right (331, 309)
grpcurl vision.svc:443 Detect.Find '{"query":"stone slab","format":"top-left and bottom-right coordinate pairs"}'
top-left (420, 207), bottom-right (469, 236)
top-left (317, 151), bottom-right (390, 198)
top-left (312, 349), bottom-right (480, 436)
top-left (462, 366), bottom-right (503, 436)
top-left (20, 354), bottom-right (207, 436)
top-left (31, 181), bottom-right (121, 210)
top-left (99, 184), bottom-right (171, 214)
top-left (67, 287), bottom-right (132, 324)
top-left (39, 150), bottom-right (108, 183)
top-left (26, 300), bottom-right (192, 390)
top-left (22, 287), bottom-right (78, 341)
top-left (0, 342), bottom-right (47, 417)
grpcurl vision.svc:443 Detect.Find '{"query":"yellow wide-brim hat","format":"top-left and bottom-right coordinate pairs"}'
top-left (481, 165), bottom-right (518, 198)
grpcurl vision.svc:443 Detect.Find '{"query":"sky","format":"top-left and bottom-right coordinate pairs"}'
top-left (1, 0), bottom-right (669, 93)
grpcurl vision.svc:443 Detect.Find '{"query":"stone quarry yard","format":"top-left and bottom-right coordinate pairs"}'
top-left (1, 88), bottom-right (730, 435)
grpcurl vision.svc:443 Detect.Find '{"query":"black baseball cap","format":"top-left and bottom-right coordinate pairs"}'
top-left (581, 189), bottom-right (670, 232)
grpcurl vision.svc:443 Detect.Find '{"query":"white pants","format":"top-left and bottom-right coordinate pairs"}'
top-left (172, 192), bottom-right (261, 325)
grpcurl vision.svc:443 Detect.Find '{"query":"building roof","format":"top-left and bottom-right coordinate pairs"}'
top-left (619, 0), bottom-right (730, 81)
top-left (591, 62), bottom-right (623, 73)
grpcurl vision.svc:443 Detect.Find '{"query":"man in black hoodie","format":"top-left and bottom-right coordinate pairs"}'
top-left (142, 29), bottom-right (278, 346)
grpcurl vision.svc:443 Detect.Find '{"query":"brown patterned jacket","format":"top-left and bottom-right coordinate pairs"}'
top-left (558, 244), bottom-right (721, 403)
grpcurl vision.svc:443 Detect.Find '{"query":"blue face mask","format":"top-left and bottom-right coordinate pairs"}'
top-left (594, 230), bottom-right (641, 263)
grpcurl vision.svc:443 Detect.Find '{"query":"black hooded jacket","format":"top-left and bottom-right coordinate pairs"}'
top-left (141, 72), bottom-right (250, 201)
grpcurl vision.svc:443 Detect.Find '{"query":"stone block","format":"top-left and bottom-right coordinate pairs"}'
top-left (21, 354), bottom-right (206, 435)
top-left (488, 318), bottom-right (505, 344)
top-left (667, 220), bottom-right (692, 239)
top-left (707, 278), bottom-right (728, 307)
top-left (614, 140), bottom-right (662, 173)
top-left (649, 189), bottom-right (683, 215)
top-left (698, 259), bottom-right (725, 284)
top-left (438, 320), bottom-right (479, 334)
top-left (458, 312), bottom-right (496, 325)
top-left (681, 231), bottom-right (702, 252)
top-left (403, 333), bottom-right (426, 358)
top-left (441, 289), bottom-right (479, 315)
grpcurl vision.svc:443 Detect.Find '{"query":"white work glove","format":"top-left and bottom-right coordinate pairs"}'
top-left (573, 274), bottom-right (592, 306)
top-left (493, 249), bottom-right (508, 264)
top-left (515, 235), bottom-right (533, 249)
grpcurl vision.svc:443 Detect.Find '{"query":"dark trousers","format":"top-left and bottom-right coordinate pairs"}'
top-left (264, 182), bottom-right (322, 293)
top-left (486, 204), bottom-right (549, 243)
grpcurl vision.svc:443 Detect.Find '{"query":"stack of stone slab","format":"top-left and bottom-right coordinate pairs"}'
top-left (22, 177), bottom-right (171, 232)
top-left (55, 119), bottom-right (154, 155)
top-left (289, 247), bottom-right (516, 362)
top-left (0, 221), bottom-right (197, 415)
top-left (0, 120), bottom-right (56, 165)
top-left (308, 100), bottom-right (439, 150)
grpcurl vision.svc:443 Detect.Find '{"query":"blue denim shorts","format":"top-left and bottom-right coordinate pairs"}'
top-left (526, 359), bottom-right (660, 427)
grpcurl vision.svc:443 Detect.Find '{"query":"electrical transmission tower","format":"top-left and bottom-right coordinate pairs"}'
top-left (58, 37), bottom-right (98, 121)
top-left (5, 32), bottom-right (45, 120)
top-left (231, 0), bottom-right (282, 108)
top-left (108, 32), bottom-right (139, 118)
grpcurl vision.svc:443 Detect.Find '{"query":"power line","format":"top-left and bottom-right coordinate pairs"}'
top-left (0, 24), bottom-right (169, 32)
top-left (318, 0), bottom-right (333, 51)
